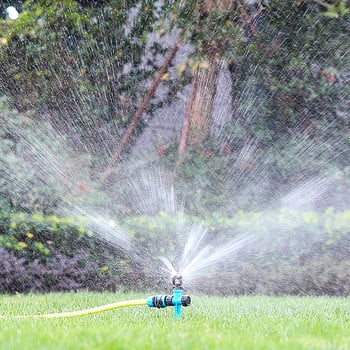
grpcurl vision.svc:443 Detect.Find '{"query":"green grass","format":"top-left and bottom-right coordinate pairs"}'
top-left (0, 292), bottom-right (349, 349)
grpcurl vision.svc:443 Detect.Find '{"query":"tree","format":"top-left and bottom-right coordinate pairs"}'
top-left (229, 1), bottom-right (350, 139)
top-left (223, 0), bottom-right (350, 197)
top-left (170, 0), bottom-right (350, 163)
top-left (0, 0), bottom-right (158, 157)
top-left (172, 1), bottom-right (241, 159)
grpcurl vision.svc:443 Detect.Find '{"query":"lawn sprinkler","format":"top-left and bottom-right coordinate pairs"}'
top-left (0, 274), bottom-right (191, 320)
top-left (146, 274), bottom-right (191, 320)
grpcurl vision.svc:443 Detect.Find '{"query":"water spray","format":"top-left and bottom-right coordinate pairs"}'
top-left (1, 274), bottom-right (191, 320)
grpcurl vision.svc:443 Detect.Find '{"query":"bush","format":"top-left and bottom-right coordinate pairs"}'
top-left (126, 208), bottom-right (350, 295)
top-left (0, 210), bottom-right (127, 293)
top-left (0, 247), bottom-right (111, 293)
top-left (0, 208), bottom-right (350, 295)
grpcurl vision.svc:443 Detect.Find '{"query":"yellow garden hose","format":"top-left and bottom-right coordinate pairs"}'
top-left (0, 299), bottom-right (147, 319)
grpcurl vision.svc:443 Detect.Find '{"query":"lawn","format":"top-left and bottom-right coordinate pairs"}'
top-left (0, 292), bottom-right (349, 350)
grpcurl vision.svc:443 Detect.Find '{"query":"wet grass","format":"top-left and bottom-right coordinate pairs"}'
top-left (0, 292), bottom-right (349, 349)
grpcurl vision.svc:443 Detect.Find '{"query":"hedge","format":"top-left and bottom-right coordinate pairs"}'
top-left (126, 208), bottom-right (350, 295)
top-left (0, 211), bottom-right (127, 293)
top-left (0, 208), bottom-right (350, 295)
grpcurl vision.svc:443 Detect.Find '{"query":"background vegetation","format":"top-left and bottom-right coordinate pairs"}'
top-left (1, 207), bottom-right (350, 295)
top-left (0, 0), bottom-right (349, 295)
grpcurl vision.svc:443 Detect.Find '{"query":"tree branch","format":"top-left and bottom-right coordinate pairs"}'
top-left (102, 38), bottom-right (182, 180)
top-left (312, 0), bottom-right (331, 8)
top-left (236, 1), bottom-right (260, 40)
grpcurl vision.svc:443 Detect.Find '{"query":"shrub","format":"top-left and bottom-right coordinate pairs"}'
top-left (0, 247), bottom-right (112, 293)
top-left (0, 211), bottom-right (126, 293)
top-left (126, 208), bottom-right (350, 295)
top-left (0, 248), bottom-right (28, 293)
top-left (0, 208), bottom-right (350, 295)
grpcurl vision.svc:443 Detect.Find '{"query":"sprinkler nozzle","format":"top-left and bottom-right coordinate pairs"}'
top-left (172, 274), bottom-right (183, 289)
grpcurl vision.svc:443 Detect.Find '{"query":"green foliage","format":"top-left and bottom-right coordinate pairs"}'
top-left (126, 208), bottom-right (350, 294)
top-left (0, 0), bottom-right (160, 154)
top-left (0, 96), bottom-right (110, 213)
top-left (0, 206), bottom-right (350, 294)
top-left (210, 3), bottom-right (350, 212)
top-left (0, 210), bottom-right (90, 259)
top-left (230, 1), bottom-right (350, 140)
top-left (126, 207), bottom-right (350, 245)
top-left (0, 209), bottom-right (129, 292)
top-left (320, 0), bottom-right (350, 18)
top-left (159, 131), bottom-right (350, 215)
top-left (143, 1), bottom-right (350, 216)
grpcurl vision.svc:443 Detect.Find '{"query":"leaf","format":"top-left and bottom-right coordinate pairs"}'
top-left (161, 72), bottom-right (171, 80)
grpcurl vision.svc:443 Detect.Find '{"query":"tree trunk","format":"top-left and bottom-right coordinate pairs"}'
top-left (177, 53), bottom-right (221, 166)
top-left (178, 0), bottom-right (234, 154)
top-left (187, 54), bottom-right (221, 145)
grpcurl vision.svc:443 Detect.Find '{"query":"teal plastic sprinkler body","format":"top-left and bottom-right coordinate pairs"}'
top-left (146, 274), bottom-right (191, 319)
top-left (172, 288), bottom-right (183, 320)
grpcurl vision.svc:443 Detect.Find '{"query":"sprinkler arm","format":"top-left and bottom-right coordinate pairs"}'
top-left (146, 291), bottom-right (191, 319)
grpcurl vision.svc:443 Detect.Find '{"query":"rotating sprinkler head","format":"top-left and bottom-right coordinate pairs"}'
top-left (146, 273), bottom-right (191, 320)
top-left (172, 274), bottom-right (183, 289)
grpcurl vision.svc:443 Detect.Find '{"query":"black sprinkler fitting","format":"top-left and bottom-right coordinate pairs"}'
top-left (147, 294), bottom-right (191, 308)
